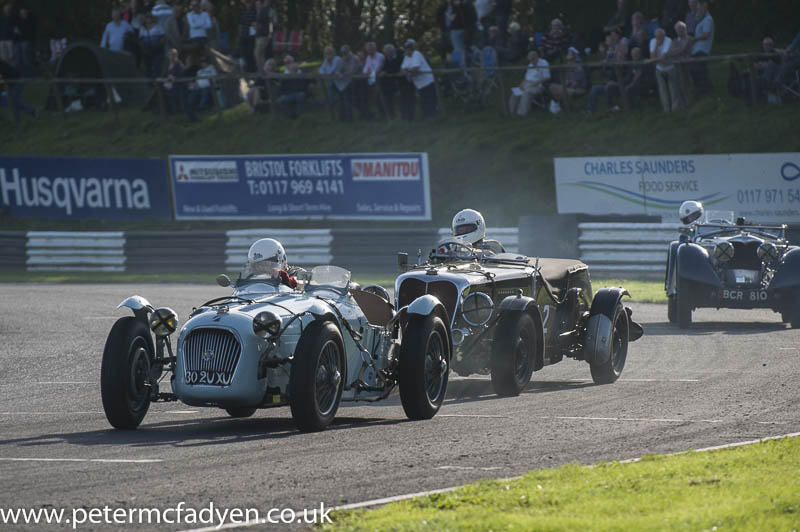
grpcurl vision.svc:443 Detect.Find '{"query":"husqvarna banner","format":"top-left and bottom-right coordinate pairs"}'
top-left (555, 153), bottom-right (800, 222)
top-left (169, 153), bottom-right (431, 220)
top-left (0, 156), bottom-right (171, 220)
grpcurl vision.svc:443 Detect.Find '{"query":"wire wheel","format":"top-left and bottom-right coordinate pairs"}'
top-left (423, 330), bottom-right (447, 404)
top-left (315, 340), bottom-right (343, 417)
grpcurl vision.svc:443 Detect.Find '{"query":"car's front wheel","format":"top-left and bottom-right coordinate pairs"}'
top-left (289, 321), bottom-right (345, 432)
top-left (589, 301), bottom-right (629, 385)
top-left (490, 312), bottom-right (537, 397)
top-left (101, 317), bottom-right (155, 430)
top-left (399, 314), bottom-right (449, 420)
top-left (667, 295), bottom-right (677, 323)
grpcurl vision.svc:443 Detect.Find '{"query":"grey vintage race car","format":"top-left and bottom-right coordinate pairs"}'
top-left (665, 211), bottom-right (800, 328)
top-left (101, 263), bottom-right (452, 432)
top-left (394, 240), bottom-right (643, 396)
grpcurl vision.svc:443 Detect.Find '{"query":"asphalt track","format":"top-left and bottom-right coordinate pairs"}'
top-left (1, 283), bottom-right (799, 531)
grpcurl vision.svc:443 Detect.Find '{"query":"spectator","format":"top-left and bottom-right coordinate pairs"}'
top-left (204, 3), bottom-right (221, 50)
top-left (631, 28), bottom-right (650, 58)
top-left (689, 0), bottom-right (714, 95)
top-left (152, 0), bottom-right (172, 31)
top-left (507, 22), bottom-right (527, 62)
top-left (548, 47), bottom-right (587, 109)
top-left (629, 12), bottom-right (648, 42)
top-left (122, 0), bottom-right (146, 31)
top-left (139, 13), bottom-right (166, 79)
top-left (753, 37), bottom-right (778, 103)
top-left (401, 39), bottom-right (437, 118)
top-left (648, 28), bottom-right (681, 112)
top-left (185, 55), bottom-right (216, 120)
top-left (444, 0), bottom-right (477, 57)
top-left (0, 57), bottom-right (35, 121)
top-left (239, 0), bottom-right (258, 72)
top-left (494, 0), bottom-right (511, 44)
top-left (164, 3), bottom-right (187, 51)
top-left (475, 0), bottom-right (493, 40)
top-left (666, 20), bottom-right (691, 108)
top-left (254, 0), bottom-right (276, 75)
top-left (586, 40), bottom-right (629, 113)
top-left (508, 49), bottom-right (550, 116)
top-left (361, 41), bottom-right (385, 119)
top-left (380, 43), bottom-right (403, 119)
top-left (540, 18), bottom-right (570, 64)
top-left (685, 0), bottom-right (699, 36)
top-left (318, 45), bottom-right (341, 105)
top-left (277, 55), bottom-right (308, 119)
top-left (0, 3), bottom-right (13, 65)
top-left (186, 0), bottom-right (212, 46)
top-left (625, 46), bottom-right (645, 107)
top-left (486, 25), bottom-right (512, 62)
top-left (246, 57), bottom-right (277, 113)
top-left (775, 31), bottom-right (800, 89)
top-left (333, 45), bottom-right (360, 122)
top-left (436, 1), bottom-right (453, 65)
top-left (101, 8), bottom-right (134, 52)
top-left (162, 47), bottom-right (185, 114)
top-left (603, 0), bottom-right (629, 35)
top-left (661, 0), bottom-right (682, 35)
top-left (13, 5), bottom-right (35, 71)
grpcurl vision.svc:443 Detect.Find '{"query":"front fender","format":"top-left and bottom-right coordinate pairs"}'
top-left (498, 295), bottom-right (545, 370)
top-left (402, 294), bottom-right (452, 357)
top-left (584, 287), bottom-right (642, 366)
top-left (769, 246), bottom-right (800, 291)
top-left (677, 242), bottom-right (722, 288)
top-left (117, 295), bottom-right (154, 325)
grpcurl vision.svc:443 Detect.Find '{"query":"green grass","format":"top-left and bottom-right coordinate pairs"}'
top-left (322, 437), bottom-right (800, 532)
top-left (2, 54), bottom-right (798, 231)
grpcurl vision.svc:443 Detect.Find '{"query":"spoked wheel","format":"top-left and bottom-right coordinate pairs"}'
top-left (101, 317), bottom-right (155, 430)
top-left (400, 314), bottom-right (449, 420)
top-left (491, 312), bottom-right (537, 397)
top-left (590, 302), bottom-right (629, 385)
top-left (289, 321), bottom-right (345, 432)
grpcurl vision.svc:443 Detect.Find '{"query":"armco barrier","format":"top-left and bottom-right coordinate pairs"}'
top-left (226, 229), bottom-right (333, 270)
top-left (331, 228), bottom-right (440, 273)
top-left (0, 231), bottom-right (26, 270)
top-left (578, 223), bottom-right (676, 278)
top-left (125, 231), bottom-right (227, 273)
top-left (26, 231), bottom-right (126, 272)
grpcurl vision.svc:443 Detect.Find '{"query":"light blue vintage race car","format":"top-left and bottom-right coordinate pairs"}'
top-left (101, 263), bottom-right (451, 432)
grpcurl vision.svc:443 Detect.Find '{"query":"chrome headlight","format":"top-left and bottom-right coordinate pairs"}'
top-left (253, 310), bottom-right (282, 338)
top-left (757, 242), bottom-right (780, 263)
top-left (461, 292), bottom-right (493, 326)
top-left (713, 241), bottom-right (734, 263)
top-left (149, 307), bottom-right (179, 337)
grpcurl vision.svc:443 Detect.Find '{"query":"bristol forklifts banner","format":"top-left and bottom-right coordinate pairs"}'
top-left (169, 153), bottom-right (431, 220)
top-left (554, 153), bottom-right (800, 222)
top-left (0, 156), bottom-right (171, 219)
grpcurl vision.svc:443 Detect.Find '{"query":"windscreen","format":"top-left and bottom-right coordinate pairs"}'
top-left (309, 265), bottom-right (351, 289)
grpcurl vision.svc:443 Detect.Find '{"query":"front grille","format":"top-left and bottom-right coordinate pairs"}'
top-left (398, 278), bottom-right (458, 323)
top-left (183, 328), bottom-right (242, 385)
top-left (730, 242), bottom-right (762, 270)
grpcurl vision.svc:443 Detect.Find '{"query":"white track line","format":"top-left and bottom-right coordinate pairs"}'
top-left (547, 416), bottom-right (724, 423)
top-left (0, 458), bottom-right (163, 463)
top-left (177, 432), bottom-right (800, 532)
top-left (439, 414), bottom-right (509, 418)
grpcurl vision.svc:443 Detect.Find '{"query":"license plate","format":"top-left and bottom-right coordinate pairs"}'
top-left (720, 289), bottom-right (768, 302)
top-left (185, 370), bottom-right (233, 386)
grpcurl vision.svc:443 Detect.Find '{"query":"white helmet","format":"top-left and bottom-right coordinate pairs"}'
top-left (451, 208), bottom-right (486, 245)
top-left (679, 200), bottom-right (704, 225)
top-left (247, 238), bottom-right (288, 272)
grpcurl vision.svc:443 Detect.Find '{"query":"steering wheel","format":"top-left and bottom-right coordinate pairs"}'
top-left (430, 241), bottom-right (478, 262)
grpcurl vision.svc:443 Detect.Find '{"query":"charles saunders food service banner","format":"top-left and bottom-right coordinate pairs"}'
top-left (169, 153), bottom-right (431, 220)
top-left (0, 156), bottom-right (171, 219)
top-left (554, 153), bottom-right (800, 222)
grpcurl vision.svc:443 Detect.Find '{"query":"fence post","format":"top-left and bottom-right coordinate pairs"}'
top-left (156, 82), bottom-right (167, 116)
top-left (265, 74), bottom-right (277, 115)
top-left (50, 79), bottom-right (65, 119)
top-left (748, 59), bottom-right (759, 105)
top-left (433, 72), bottom-right (446, 117)
top-left (210, 78), bottom-right (222, 119)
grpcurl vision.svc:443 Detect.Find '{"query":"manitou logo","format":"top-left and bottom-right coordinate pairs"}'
top-left (0, 168), bottom-right (151, 215)
top-left (351, 158), bottom-right (421, 181)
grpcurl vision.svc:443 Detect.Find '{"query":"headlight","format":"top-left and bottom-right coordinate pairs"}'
top-left (713, 241), bottom-right (734, 263)
top-left (757, 242), bottom-right (779, 263)
top-left (253, 310), bottom-right (282, 338)
top-left (149, 307), bottom-right (179, 337)
top-left (461, 292), bottom-right (493, 326)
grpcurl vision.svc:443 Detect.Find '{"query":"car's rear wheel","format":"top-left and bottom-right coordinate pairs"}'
top-left (101, 317), bottom-right (154, 430)
top-left (399, 314), bottom-right (449, 420)
top-left (491, 312), bottom-right (537, 397)
top-left (590, 302), bottom-right (629, 385)
top-left (667, 295), bottom-right (677, 323)
top-left (289, 321), bottom-right (344, 432)
top-left (676, 276), bottom-right (692, 328)
top-left (225, 407), bottom-right (257, 418)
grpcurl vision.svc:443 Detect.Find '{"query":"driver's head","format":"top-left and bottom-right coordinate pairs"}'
top-left (451, 208), bottom-right (486, 245)
top-left (678, 200), bottom-right (704, 225)
top-left (247, 238), bottom-right (288, 275)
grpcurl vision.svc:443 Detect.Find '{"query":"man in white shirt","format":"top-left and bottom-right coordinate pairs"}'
top-left (186, 0), bottom-right (212, 43)
top-left (100, 9), bottom-right (134, 52)
top-left (401, 39), bottom-right (437, 118)
top-left (648, 28), bottom-right (679, 112)
top-left (508, 49), bottom-right (550, 116)
top-left (361, 41), bottom-right (385, 119)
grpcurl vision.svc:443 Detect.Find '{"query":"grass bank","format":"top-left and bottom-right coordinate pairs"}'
top-left (322, 436), bottom-right (800, 532)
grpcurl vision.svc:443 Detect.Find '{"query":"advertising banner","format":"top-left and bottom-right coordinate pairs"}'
top-left (554, 153), bottom-right (800, 222)
top-left (0, 156), bottom-right (171, 220)
top-left (169, 153), bottom-right (431, 220)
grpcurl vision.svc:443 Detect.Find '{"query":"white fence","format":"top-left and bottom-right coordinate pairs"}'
top-left (26, 232), bottom-right (126, 272)
top-left (225, 229), bottom-right (334, 270)
top-left (436, 227), bottom-right (519, 253)
top-left (578, 223), bottom-right (676, 277)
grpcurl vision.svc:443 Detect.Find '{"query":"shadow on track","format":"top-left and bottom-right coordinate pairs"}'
top-left (643, 321), bottom-right (788, 336)
top-left (444, 379), bottom-right (595, 406)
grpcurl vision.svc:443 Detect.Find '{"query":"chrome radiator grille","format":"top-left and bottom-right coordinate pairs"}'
top-left (183, 328), bottom-right (242, 385)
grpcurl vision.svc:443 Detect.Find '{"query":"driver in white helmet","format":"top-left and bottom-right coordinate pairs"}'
top-left (451, 208), bottom-right (505, 254)
top-left (679, 200), bottom-right (704, 226)
top-left (246, 238), bottom-right (297, 289)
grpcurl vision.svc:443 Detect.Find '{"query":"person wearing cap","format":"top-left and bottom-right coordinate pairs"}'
top-left (401, 39), bottom-right (437, 118)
